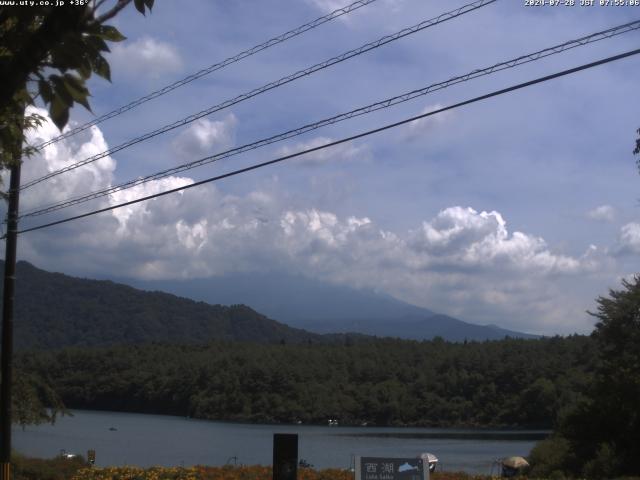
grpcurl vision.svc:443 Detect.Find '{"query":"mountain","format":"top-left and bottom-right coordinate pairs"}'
top-left (2, 261), bottom-right (331, 350)
top-left (296, 315), bottom-right (538, 341)
top-left (1, 261), bottom-right (536, 347)
top-left (122, 271), bottom-right (538, 341)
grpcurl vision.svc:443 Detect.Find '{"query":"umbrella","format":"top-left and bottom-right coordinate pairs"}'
top-left (501, 456), bottom-right (529, 469)
top-left (418, 453), bottom-right (439, 472)
top-left (418, 453), bottom-right (438, 464)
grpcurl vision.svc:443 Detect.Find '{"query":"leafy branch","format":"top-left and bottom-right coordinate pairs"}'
top-left (0, 0), bottom-right (154, 172)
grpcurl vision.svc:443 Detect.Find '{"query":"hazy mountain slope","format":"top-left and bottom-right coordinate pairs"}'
top-left (123, 272), bottom-right (432, 322)
top-left (124, 272), bottom-right (538, 341)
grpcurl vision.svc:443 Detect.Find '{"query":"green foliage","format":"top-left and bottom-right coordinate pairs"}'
top-left (134, 0), bottom-right (155, 16)
top-left (0, 0), bottom-right (153, 169)
top-left (566, 277), bottom-right (640, 476)
top-left (0, 1), bottom-right (152, 428)
top-left (582, 442), bottom-right (622, 480)
top-left (13, 452), bottom-right (86, 480)
top-left (2, 261), bottom-right (346, 349)
top-left (13, 367), bottom-right (66, 426)
top-left (0, 109), bottom-right (46, 176)
top-left (19, 335), bottom-right (596, 429)
top-left (529, 276), bottom-right (640, 478)
top-left (528, 435), bottom-right (573, 478)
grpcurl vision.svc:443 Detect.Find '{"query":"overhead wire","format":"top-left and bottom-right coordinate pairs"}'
top-left (20, 0), bottom-right (497, 191)
top-left (13, 47), bottom-right (640, 237)
top-left (32, 0), bottom-right (381, 151)
top-left (19, 19), bottom-right (640, 219)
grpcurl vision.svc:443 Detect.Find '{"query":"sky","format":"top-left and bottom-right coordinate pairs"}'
top-left (5, 0), bottom-right (640, 335)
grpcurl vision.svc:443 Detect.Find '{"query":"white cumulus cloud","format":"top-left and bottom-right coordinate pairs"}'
top-left (411, 207), bottom-right (582, 274)
top-left (171, 114), bottom-right (238, 159)
top-left (19, 107), bottom-right (116, 214)
top-left (110, 36), bottom-right (182, 79)
top-left (587, 205), bottom-right (616, 222)
top-left (616, 222), bottom-right (640, 255)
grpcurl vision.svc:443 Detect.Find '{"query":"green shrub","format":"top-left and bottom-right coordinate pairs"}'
top-left (528, 435), bottom-right (572, 478)
top-left (582, 442), bottom-right (622, 479)
top-left (13, 452), bottom-right (87, 480)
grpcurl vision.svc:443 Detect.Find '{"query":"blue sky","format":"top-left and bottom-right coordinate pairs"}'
top-left (9, 0), bottom-right (640, 335)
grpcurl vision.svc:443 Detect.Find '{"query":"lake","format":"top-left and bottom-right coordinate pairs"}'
top-left (14, 410), bottom-right (546, 475)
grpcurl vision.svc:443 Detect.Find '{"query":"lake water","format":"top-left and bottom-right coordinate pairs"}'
top-left (14, 410), bottom-right (546, 475)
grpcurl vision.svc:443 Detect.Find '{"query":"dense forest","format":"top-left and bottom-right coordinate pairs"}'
top-left (19, 335), bottom-right (595, 428)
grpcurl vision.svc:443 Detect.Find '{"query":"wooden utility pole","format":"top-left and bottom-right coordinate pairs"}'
top-left (1, 162), bottom-right (21, 480)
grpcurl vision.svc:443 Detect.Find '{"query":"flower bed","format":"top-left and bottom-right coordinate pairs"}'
top-left (70, 466), bottom-right (494, 480)
top-left (71, 466), bottom-right (353, 480)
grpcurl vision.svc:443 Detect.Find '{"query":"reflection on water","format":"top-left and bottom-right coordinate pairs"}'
top-left (14, 410), bottom-right (547, 474)
top-left (334, 431), bottom-right (549, 441)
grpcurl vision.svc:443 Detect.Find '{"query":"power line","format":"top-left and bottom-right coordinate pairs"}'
top-left (14, 47), bottom-right (640, 237)
top-left (20, 0), bottom-right (496, 191)
top-left (19, 19), bottom-right (640, 219)
top-left (31, 0), bottom-right (380, 151)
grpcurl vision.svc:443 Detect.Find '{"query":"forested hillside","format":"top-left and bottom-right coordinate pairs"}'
top-left (2, 261), bottom-right (331, 349)
top-left (19, 335), bottom-right (596, 428)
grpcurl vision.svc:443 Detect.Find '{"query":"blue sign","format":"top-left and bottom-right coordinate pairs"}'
top-left (355, 456), bottom-right (429, 480)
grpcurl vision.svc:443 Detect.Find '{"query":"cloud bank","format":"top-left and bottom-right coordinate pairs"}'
top-left (10, 110), bottom-right (616, 335)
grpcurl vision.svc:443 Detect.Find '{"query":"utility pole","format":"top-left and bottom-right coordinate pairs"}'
top-left (1, 162), bottom-right (21, 480)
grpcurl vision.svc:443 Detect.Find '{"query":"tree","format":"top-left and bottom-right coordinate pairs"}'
top-left (578, 276), bottom-right (640, 476)
top-left (0, 0), bottom-right (154, 434)
top-left (1, 0), bottom-right (154, 168)
top-left (531, 277), bottom-right (640, 478)
top-left (13, 368), bottom-right (65, 426)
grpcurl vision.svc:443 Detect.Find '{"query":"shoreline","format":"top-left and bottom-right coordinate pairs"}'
top-left (52, 407), bottom-right (553, 433)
